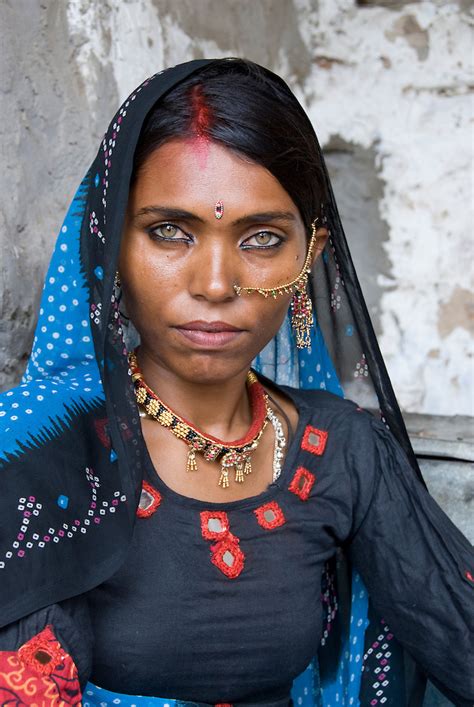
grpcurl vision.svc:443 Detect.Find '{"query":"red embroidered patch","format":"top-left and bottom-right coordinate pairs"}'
top-left (18, 626), bottom-right (64, 676)
top-left (465, 570), bottom-right (474, 583)
top-left (210, 536), bottom-right (245, 579)
top-left (0, 625), bottom-right (82, 704)
top-left (254, 501), bottom-right (286, 530)
top-left (288, 466), bottom-right (316, 501)
top-left (301, 425), bottom-right (328, 456)
top-left (200, 510), bottom-right (230, 540)
top-left (200, 511), bottom-right (244, 578)
top-left (136, 480), bottom-right (162, 518)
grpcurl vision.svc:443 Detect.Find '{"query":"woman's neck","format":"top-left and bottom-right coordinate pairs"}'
top-left (135, 348), bottom-right (253, 441)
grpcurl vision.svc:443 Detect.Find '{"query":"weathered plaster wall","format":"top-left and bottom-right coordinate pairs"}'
top-left (1, 0), bottom-right (472, 416)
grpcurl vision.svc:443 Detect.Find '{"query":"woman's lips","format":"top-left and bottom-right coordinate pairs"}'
top-left (174, 321), bottom-right (245, 348)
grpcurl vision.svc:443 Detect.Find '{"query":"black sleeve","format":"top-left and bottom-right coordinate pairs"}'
top-left (346, 411), bottom-right (474, 706)
top-left (0, 595), bottom-right (93, 692)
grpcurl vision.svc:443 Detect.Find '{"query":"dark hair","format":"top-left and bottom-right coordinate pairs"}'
top-left (132, 58), bottom-right (327, 233)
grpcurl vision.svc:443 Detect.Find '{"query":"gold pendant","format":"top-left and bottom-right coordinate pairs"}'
top-left (244, 457), bottom-right (252, 475)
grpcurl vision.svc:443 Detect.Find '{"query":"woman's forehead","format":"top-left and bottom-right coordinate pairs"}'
top-left (129, 137), bottom-right (302, 225)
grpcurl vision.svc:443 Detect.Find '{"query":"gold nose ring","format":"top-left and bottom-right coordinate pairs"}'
top-left (233, 219), bottom-right (319, 299)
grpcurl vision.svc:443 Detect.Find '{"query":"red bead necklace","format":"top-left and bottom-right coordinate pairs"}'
top-left (128, 351), bottom-right (270, 488)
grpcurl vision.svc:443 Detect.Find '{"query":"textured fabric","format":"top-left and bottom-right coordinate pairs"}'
top-left (83, 681), bottom-right (293, 707)
top-left (0, 58), bottom-right (472, 706)
top-left (83, 388), bottom-right (474, 704)
top-left (86, 398), bottom-right (319, 702)
top-left (0, 625), bottom-right (82, 704)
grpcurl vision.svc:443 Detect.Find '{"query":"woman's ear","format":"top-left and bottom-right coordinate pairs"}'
top-left (311, 226), bottom-right (328, 266)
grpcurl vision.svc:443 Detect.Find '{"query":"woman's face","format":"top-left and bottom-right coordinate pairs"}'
top-left (119, 138), bottom-right (325, 384)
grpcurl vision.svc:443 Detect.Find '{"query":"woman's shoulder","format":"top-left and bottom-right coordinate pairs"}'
top-left (259, 375), bottom-right (381, 451)
top-left (281, 385), bottom-right (359, 412)
top-left (270, 379), bottom-right (372, 427)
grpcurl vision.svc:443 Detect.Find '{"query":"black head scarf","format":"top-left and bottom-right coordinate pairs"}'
top-left (0, 58), bottom-right (424, 703)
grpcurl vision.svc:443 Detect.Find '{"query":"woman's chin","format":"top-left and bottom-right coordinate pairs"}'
top-left (165, 351), bottom-right (254, 386)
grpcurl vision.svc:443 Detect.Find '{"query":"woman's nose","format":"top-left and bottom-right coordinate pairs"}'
top-left (188, 242), bottom-right (237, 303)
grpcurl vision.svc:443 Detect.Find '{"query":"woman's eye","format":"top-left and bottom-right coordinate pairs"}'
top-left (242, 231), bottom-right (282, 249)
top-left (159, 224), bottom-right (178, 238)
top-left (148, 223), bottom-right (189, 241)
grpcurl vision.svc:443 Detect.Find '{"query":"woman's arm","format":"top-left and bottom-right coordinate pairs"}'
top-left (346, 410), bottom-right (474, 706)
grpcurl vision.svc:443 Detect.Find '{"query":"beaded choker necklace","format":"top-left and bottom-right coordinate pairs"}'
top-left (128, 351), bottom-right (271, 489)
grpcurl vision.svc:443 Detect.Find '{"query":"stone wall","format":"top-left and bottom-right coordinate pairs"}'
top-left (1, 0), bottom-right (472, 415)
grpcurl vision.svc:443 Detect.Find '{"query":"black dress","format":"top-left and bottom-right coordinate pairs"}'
top-left (81, 387), bottom-right (474, 704)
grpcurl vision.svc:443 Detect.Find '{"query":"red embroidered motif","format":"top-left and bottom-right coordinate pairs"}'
top-left (254, 501), bottom-right (286, 530)
top-left (215, 703), bottom-right (233, 706)
top-left (210, 536), bottom-right (245, 579)
top-left (0, 625), bottom-right (81, 704)
top-left (465, 570), bottom-right (474, 583)
top-left (301, 425), bottom-right (328, 456)
top-left (200, 511), bottom-right (230, 540)
top-left (136, 480), bottom-right (162, 518)
top-left (18, 626), bottom-right (64, 676)
top-left (201, 511), bottom-right (244, 578)
top-left (288, 466), bottom-right (316, 501)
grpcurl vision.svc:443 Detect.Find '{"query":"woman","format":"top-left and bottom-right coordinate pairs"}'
top-left (0, 58), bottom-right (472, 707)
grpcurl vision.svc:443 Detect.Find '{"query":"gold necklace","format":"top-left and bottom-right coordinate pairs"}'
top-left (129, 351), bottom-right (270, 488)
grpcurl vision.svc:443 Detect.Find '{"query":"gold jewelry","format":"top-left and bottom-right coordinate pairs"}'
top-left (129, 352), bottom-right (271, 488)
top-left (233, 219), bottom-right (320, 349)
top-left (233, 219), bottom-right (319, 300)
top-left (291, 282), bottom-right (314, 349)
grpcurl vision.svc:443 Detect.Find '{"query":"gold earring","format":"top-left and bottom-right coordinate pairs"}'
top-left (233, 219), bottom-right (319, 349)
top-left (290, 280), bottom-right (313, 349)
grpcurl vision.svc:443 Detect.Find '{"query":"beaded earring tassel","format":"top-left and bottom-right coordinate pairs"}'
top-left (291, 283), bottom-right (314, 349)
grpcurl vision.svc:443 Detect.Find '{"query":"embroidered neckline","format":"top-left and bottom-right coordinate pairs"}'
top-left (140, 402), bottom-right (307, 512)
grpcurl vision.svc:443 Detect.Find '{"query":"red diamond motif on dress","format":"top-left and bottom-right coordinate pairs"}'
top-left (288, 466), bottom-right (316, 501)
top-left (136, 480), bottom-right (162, 518)
top-left (301, 425), bottom-right (328, 456)
top-left (254, 501), bottom-right (286, 530)
top-left (210, 536), bottom-right (245, 579)
top-left (200, 510), bottom-right (230, 540)
top-left (200, 511), bottom-right (244, 579)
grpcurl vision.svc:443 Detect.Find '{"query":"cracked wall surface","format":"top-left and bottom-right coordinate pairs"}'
top-left (1, 0), bottom-right (472, 415)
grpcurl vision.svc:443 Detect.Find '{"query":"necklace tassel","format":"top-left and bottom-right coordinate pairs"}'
top-left (218, 468), bottom-right (230, 489)
top-left (187, 447), bottom-right (198, 473)
top-left (235, 462), bottom-right (244, 484)
top-left (244, 457), bottom-right (252, 476)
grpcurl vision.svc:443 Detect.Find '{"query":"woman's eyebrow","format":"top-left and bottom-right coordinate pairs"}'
top-left (133, 206), bottom-right (297, 227)
top-left (230, 211), bottom-right (297, 227)
top-left (133, 206), bottom-right (205, 222)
